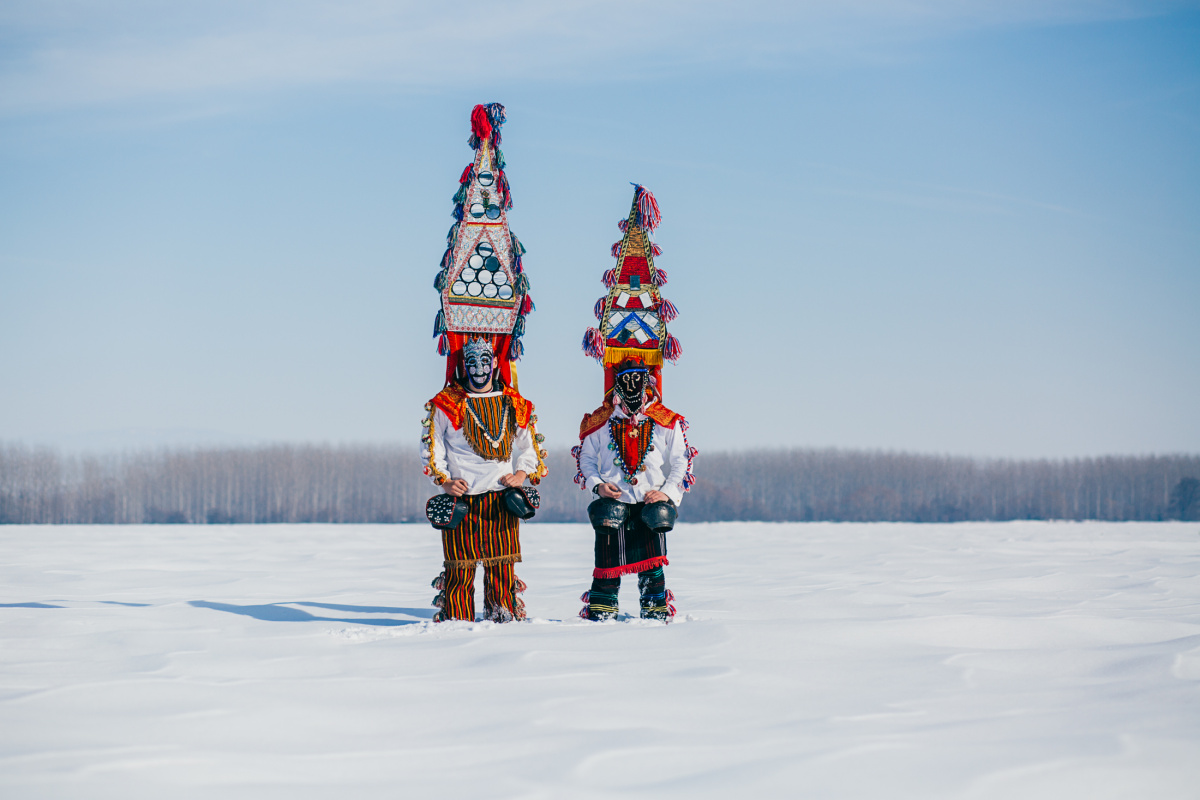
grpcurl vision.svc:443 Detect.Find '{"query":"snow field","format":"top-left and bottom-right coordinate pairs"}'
top-left (1, 521), bottom-right (1199, 799)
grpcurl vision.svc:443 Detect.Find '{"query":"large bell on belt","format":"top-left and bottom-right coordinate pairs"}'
top-left (587, 497), bottom-right (629, 530)
top-left (640, 500), bottom-right (677, 533)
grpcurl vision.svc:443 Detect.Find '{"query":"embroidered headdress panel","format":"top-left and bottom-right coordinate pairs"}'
top-left (432, 103), bottom-right (534, 385)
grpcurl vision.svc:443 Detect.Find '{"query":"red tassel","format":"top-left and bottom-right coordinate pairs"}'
top-left (603, 269), bottom-right (617, 288)
top-left (436, 333), bottom-right (450, 356)
top-left (520, 295), bottom-right (533, 315)
top-left (634, 185), bottom-right (661, 231)
top-left (663, 334), bottom-right (682, 362)
top-left (618, 219), bottom-right (628, 232)
top-left (458, 164), bottom-right (473, 184)
top-left (655, 268), bottom-right (668, 286)
top-left (582, 328), bottom-right (604, 360)
top-left (593, 297), bottom-right (606, 320)
top-left (470, 105), bottom-right (492, 143)
top-left (658, 298), bottom-right (678, 322)
top-left (651, 243), bottom-right (662, 257)
top-left (611, 242), bottom-right (622, 259)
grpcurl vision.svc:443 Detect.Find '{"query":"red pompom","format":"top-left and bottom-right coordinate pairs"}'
top-left (470, 105), bottom-right (492, 142)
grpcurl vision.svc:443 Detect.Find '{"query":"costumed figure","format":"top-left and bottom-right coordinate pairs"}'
top-left (420, 103), bottom-right (548, 623)
top-left (574, 185), bottom-right (698, 622)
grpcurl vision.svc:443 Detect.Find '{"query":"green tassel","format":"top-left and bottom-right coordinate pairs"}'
top-left (433, 270), bottom-right (447, 292)
top-left (515, 274), bottom-right (530, 295)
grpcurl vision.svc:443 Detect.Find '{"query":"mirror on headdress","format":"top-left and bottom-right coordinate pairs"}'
top-left (476, 242), bottom-right (493, 257)
top-left (493, 271), bottom-right (509, 286)
top-left (477, 171), bottom-right (495, 187)
top-left (467, 283), bottom-right (483, 297)
top-left (468, 254), bottom-right (484, 269)
top-left (452, 280), bottom-right (468, 295)
top-left (483, 256), bottom-right (501, 272)
top-left (469, 202), bottom-right (486, 218)
top-left (485, 206), bottom-right (501, 220)
top-left (483, 284), bottom-right (498, 298)
top-left (462, 268), bottom-right (477, 282)
top-left (498, 285), bottom-right (514, 299)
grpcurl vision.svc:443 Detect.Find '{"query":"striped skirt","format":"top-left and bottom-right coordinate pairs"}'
top-left (442, 490), bottom-right (522, 568)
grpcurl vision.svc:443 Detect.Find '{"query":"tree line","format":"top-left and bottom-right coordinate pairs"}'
top-left (1, 442), bottom-right (1197, 524)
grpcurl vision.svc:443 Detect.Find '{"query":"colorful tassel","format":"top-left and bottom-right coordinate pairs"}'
top-left (436, 333), bottom-right (450, 356)
top-left (452, 204), bottom-right (464, 221)
top-left (515, 274), bottom-right (530, 295)
top-left (486, 102), bottom-right (507, 127)
top-left (470, 105), bottom-right (492, 145)
top-left (495, 148), bottom-right (505, 169)
top-left (593, 297), bottom-right (606, 320)
top-left (509, 337), bottom-right (524, 360)
top-left (513, 254), bottom-right (523, 274)
top-left (611, 242), bottom-right (622, 259)
top-left (433, 309), bottom-right (446, 337)
top-left (513, 315), bottom-right (526, 336)
top-left (498, 173), bottom-right (512, 209)
top-left (446, 222), bottom-right (459, 247)
top-left (433, 270), bottom-right (447, 292)
top-left (655, 268), bottom-right (668, 285)
top-left (603, 268), bottom-right (617, 288)
top-left (453, 184), bottom-right (467, 204)
top-left (459, 164), bottom-right (474, 184)
top-left (582, 328), bottom-right (605, 360)
top-left (651, 243), bottom-right (663, 257)
top-left (511, 233), bottom-right (526, 256)
top-left (633, 184), bottom-right (662, 231)
top-left (658, 298), bottom-right (678, 322)
top-left (663, 334), bottom-right (682, 362)
top-left (618, 219), bottom-right (628, 233)
top-left (520, 295), bottom-right (534, 315)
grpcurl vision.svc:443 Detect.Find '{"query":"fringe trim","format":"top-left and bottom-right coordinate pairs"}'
top-left (604, 346), bottom-right (663, 367)
top-left (444, 554), bottom-right (523, 569)
top-left (593, 556), bottom-right (668, 580)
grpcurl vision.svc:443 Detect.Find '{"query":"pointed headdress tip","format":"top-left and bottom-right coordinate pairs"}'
top-left (629, 183), bottom-right (662, 232)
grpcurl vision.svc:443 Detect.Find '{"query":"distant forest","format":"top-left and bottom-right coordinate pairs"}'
top-left (1, 443), bottom-right (1198, 525)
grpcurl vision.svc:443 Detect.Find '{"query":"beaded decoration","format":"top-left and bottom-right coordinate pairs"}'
top-left (462, 395), bottom-right (516, 461)
top-left (607, 416), bottom-right (655, 484)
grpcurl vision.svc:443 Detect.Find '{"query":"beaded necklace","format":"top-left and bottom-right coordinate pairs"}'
top-left (607, 415), bottom-right (655, 484)
top-left (463, 395), bottom-right (515, 461)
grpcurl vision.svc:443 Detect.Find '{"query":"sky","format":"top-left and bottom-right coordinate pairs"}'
top-left (1, 1), bottom-right (1198, 458)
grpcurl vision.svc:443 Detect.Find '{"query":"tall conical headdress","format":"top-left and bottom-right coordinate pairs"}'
top-left (432, 103), bottom-right (533, 387)
top-left (582, 184), bottom-right (681, 397)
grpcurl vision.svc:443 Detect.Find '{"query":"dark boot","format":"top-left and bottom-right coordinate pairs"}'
top-left (638, 566), bottom-right (676, 621)
top-left (581, 576), bottom-right (620, 621)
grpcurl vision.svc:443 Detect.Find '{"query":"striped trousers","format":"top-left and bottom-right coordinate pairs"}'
top-left (433, 491), bottom-right (526, 622)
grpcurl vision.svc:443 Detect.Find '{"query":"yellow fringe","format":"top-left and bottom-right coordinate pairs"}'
top-left (444, 554), bottom-right (523, 569)
top-left (604, 347), bottom-right (663, 367)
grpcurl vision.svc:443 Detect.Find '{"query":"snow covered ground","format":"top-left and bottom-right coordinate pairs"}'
top-left (2, 521), bottom-right (1198, 799)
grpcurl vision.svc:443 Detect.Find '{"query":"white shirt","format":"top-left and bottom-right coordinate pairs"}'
top-left (579, 402), bottom-right (689, 506)
top-left (425, 391), bottom-right (540, 494)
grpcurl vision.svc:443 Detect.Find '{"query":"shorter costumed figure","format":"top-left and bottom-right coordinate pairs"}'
top-left (420, 103), bottom-right (548, 622)
top-left (574, 184), bottom-right (697, 621)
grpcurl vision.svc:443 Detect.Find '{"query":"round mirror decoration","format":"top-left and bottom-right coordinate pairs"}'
top-left (462, 268), bottom-right (476, 282)
top-left (467, 282), bottom-right (483, 297)
top-left (476, 242), bottom-right (493, 257)
top-left (493, 271), bottom-right (508, 286)
top-left (478, 270), bottom-right (493, 285)
top-left (469, 202), bottom-right (486, 218)
top-left (477, 171), bottom-right (494, 186)
top-left (452, 280), bottom-right (468, 295)
top-left (468, 254), bottom-right (484, 269)
top-left (485, 206), bottom-right (501, 220)
top-left (483, 256), bottom-right (501, 272)
top-left (498, 285), bottom-right (514, 300)
top-left (483, 284), bottom-right (498, 298)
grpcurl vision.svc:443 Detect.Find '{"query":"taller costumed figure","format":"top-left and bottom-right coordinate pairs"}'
top-left (420, 104), bottom-right (548, 623)
top-left (574, 185), bottom-right (698, 622)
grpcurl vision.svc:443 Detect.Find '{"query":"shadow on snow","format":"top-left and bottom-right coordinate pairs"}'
top-left (188, 600), bottom-right (434, 626)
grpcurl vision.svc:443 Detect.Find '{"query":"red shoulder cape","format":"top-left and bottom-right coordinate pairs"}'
top-left (431, 384), bottom-right (533, 431)
top-left (578, 399), bottom-right (683, 440)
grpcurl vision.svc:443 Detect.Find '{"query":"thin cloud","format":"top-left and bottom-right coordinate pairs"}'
top-left (0, 0), bottom-right (1188, 114)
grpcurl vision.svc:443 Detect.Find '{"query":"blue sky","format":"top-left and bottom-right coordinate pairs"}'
top-left (1, 1), bottom-right (1197, 456)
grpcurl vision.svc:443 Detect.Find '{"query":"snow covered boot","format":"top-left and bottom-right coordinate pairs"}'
top-left (582, 577), bottom-right (620, 621)
top-left (638, 566), bottom-right (676, 621)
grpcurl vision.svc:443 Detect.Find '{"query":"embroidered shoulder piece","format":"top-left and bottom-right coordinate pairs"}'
top-left (431, 384), bottom-right (468, 430)
top-left (645, 402), bottom-right (682, 431)
top-left (579, 400), bottom-right (615, 440)
top-left (502, 386), bottom-right (533, 429)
